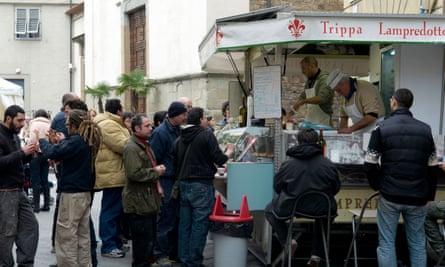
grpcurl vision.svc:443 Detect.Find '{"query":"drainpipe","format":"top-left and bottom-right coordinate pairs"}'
top-left (69, 0), bottom-right (73, 92)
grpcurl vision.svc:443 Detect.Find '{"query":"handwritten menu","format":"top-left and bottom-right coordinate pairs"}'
top-left (253, 65), bottom-right (281, 118)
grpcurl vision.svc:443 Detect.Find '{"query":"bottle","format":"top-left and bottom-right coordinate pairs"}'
top-left (246, 94), bottom-right (253, 126)
top-left (239, 96), bottom-right (247, 127)
top-left (419, 3), bottom-right (425, 14)
top-left (319, 129), bottom-right (327, 157)
top-left (286, 119), bottom-right (294, 130)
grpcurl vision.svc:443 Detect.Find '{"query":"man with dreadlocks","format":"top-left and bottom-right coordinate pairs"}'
top-left (37, 109), bottom-right (101, 267)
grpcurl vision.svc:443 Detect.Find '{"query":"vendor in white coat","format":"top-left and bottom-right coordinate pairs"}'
top-left (327, 69), bottom-right (385, 134)
top-left (289, 56), bottom-right (334, 126)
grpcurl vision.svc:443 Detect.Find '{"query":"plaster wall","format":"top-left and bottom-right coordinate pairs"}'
top-left (84, 1), bottom-right (123, 89)
top-left (0, 2), bottom-right (77, 116)
top-left (148, 0), bottom-right (249, 79)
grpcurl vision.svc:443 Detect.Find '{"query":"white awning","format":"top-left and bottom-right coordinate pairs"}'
top-left (199, 9), bottom-right (445, 72)
top-left (0, 78), bottom-right (24, 110)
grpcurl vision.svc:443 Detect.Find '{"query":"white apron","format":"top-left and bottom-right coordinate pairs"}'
top-left (344, 92), bottom-right (383, 134)
top-left (304, 81), bottom-right (331, 126)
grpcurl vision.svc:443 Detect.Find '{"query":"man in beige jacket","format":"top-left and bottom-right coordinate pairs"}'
top-left (94, 99), bottom-right (130, 258)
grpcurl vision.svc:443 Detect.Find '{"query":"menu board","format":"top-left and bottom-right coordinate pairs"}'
top-left (253, 65), bottom-right (281, 119)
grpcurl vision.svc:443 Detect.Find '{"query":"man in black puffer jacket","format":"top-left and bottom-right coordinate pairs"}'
top-left (364, 88), bottom-right (439, 267)
top-left (265, 128), bottom-right (340, 267)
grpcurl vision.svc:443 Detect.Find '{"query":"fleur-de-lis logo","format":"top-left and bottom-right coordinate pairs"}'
top-left (216, 28), bottom-right (223, 46)
top-left (288, 18), bottom-right (305, 38)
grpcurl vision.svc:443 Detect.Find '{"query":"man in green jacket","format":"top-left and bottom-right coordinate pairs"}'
top-left (123, 114), bottom-right (166, 267)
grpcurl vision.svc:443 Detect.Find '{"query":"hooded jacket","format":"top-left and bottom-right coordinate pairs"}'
top-left (94, 112), bottom-right (130, 189)
top-left (269, 143), bottom-right (340, 219)
top-left (173, 125), bottom-right (228, 184)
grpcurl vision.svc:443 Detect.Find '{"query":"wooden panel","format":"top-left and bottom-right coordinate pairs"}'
top-left (128, 8), bottom-right (146, 112)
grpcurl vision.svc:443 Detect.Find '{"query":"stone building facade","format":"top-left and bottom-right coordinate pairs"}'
top-left (150, 0), bottom-right (344, 124)
top-left (250, 0), bottom-right (343, 12)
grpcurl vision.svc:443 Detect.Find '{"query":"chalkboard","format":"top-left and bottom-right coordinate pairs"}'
top-left (253, 65), bottom-right (281, 119)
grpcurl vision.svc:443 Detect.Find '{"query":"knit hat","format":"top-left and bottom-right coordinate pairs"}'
top-left (326, 69), bottom-right (345, 89)
top-left (168, 101), bottom-right (187, 118)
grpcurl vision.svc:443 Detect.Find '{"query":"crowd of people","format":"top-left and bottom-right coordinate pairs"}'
top-left (2, 61), bottom-right (445, 267)
top-left (0, 93), bottom-right (235, 267)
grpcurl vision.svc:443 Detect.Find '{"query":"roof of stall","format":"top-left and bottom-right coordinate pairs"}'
top-left (199, 5), bottom-right (445, 73)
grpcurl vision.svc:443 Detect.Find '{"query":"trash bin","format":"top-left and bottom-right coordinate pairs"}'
top-left (209, 194), bottom-right (254, 267)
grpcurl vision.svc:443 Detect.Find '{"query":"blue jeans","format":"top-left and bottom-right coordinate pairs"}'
top-left (29, 153), bottom-right (49, 192)
top-left (178, 181), bottom-right (214, 267)
top-left (377, 196), bottom-right (427, 267)
top-left (99, 187), bottom-right (124, 253)
top-left (154, 178), bottom-right (179, 260)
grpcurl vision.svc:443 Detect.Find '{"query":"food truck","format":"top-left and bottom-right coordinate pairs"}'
top-left (199, 5), bottom-right (445, 265)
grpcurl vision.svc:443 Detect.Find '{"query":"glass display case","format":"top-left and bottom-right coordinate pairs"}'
top-left (282, 130), bottom-right (445, 186)
top-left (281, 130), bottom-right (369, 186)
top-left (218, 126), bottom-right (274, 163)
top-left (282, 130), bottom-right (368, 164)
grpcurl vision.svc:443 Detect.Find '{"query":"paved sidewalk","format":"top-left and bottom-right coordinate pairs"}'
top-left (32, 173), bottom-right (264, 267)
top-left (33, 174), bottom-right (132, 267)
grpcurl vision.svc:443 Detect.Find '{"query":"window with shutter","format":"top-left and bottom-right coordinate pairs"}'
top-left (27, 9), bottom-right (40, 33)
top-left (15, 7), bottom-right (40, 40)
top-left (15, 8), bottom-right (27, 34)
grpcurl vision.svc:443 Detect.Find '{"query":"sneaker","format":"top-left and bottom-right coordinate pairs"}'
top-left (306, 255), bottom-right (321, 267)
top-left (120, 244), bottom-right (130, 253)
top-left (101, 248), bottom-right (125, 258)
top-left (156, 257), bottom-right (172, 267)
top-left (41, 206), bottom-right (50, 211)
top-left (291, 239), bottom-right (298, 256)
top-left (50, 246), bottom-right (55, 254)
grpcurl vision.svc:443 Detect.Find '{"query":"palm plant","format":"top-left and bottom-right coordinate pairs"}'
top-left (84, 82), bottom-right (112, 113)
top-left (116, 70), bottom-right (156, 113)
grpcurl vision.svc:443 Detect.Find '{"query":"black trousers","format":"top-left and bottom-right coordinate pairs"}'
top-left (128, 213), bottom-right (157, 267)
top-left (265, 203), bottom-right (327, 258)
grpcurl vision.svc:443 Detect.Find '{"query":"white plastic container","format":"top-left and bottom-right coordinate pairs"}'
top-left (213, 233), bottom-right (248, 267)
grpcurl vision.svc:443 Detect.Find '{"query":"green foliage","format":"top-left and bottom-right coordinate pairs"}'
top-left (85, 82), bottom-right (111, 97)
top-left (84, 82), bottom-right (111, 113)
top-left (116, 70), bottom-right (156, 113)
top-left (116, 70), bottom-right (156, 96)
